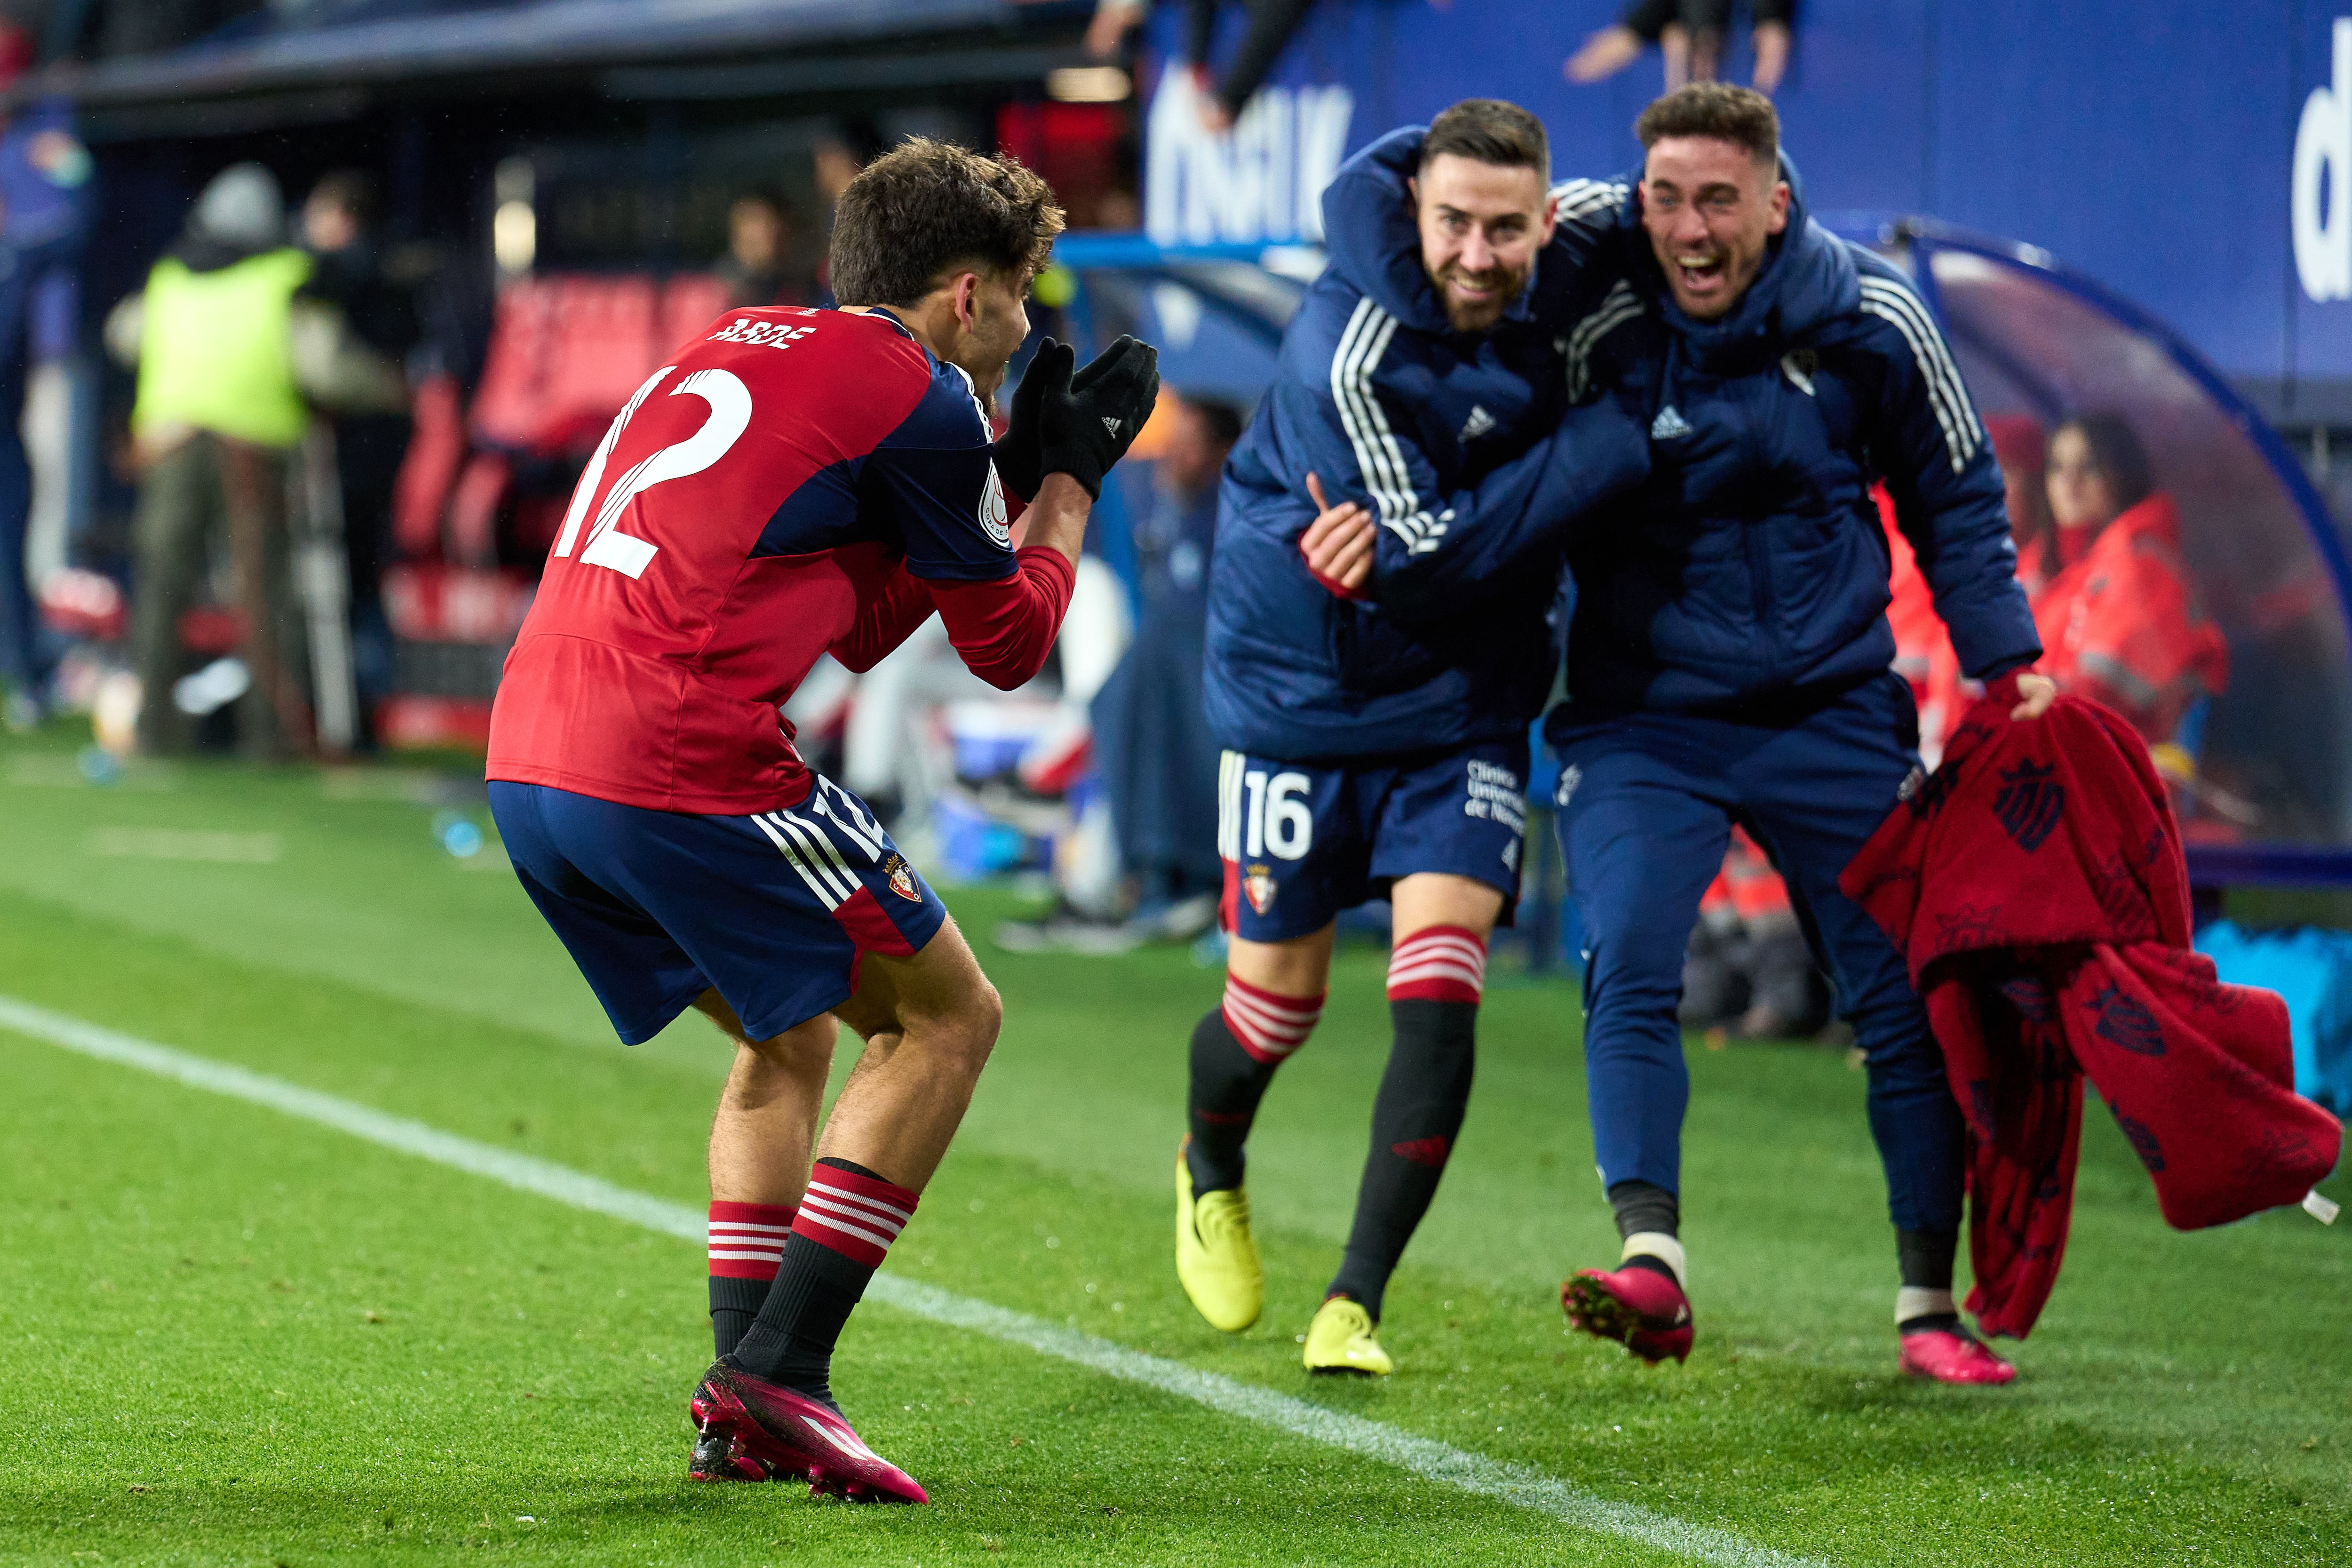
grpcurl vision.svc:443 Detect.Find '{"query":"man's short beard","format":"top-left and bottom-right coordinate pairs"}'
top-left (1444, 296), bottom-right (1509, 332)
top-left (1431, 262), bottom-right (1526, 333)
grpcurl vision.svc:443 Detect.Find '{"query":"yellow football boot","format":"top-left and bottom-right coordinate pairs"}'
top-left (1175, 1139), bottom-right (1263, 1332)
top-left (1303, 1296), bottom-right (1392, 1376)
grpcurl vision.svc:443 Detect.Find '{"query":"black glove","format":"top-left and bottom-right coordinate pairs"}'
top-left (1038, 334), bottom-right (1160, 499)
top-left (991, 337), bottom-right (1071, 503)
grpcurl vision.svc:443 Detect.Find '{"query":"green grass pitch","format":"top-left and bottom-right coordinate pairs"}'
top-left (0, 728), bottom-right (2345, 1566)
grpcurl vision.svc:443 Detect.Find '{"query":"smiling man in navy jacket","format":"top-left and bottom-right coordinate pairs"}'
top-left (1176, 100), bottom-right (1650, 1376)
top-left (1553, 86), bottom-right (2058, 1384)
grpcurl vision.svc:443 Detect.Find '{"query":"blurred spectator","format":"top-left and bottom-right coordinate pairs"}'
top-left (1876, 485), bottom-right (1961, 763)
top-left (1088, 0), bottom-right (1315, 133)
top-left (108, 162), bottom-right (402, 758)
top-left (810, 124), bottom-right (881, 302)
top-left (2032, 413), bottom-right (2229, 750)
top-left (1565, 0), bottom-right (1794, 94)
top-left (1002, 392), bottom-right (1240, 951)
top-left (1094, 392), bottom-right (1239, 931)
top-left (1678, 826), bottom-right (1831, 1041)
top-left (300, 169), bottom-right (419, 749)
top-left (0, 93), bottom-right (90, 729)
top-left (713, 189), bottom-right (805, 310)
top-left (1984, 413), bottom-right (2052, 596)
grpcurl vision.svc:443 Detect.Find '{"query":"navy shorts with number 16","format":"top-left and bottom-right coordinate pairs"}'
top-left (1215, 736), bottom-right (1529, 943)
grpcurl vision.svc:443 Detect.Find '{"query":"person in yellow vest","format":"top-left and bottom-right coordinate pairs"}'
top-left (107, 162), bottom-right (403, 758)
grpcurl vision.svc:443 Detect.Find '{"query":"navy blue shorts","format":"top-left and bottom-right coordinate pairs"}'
top-left (488, 777), bottom-right (949, 1046)
top-left (1214, 737), bottom-right (1529, 943)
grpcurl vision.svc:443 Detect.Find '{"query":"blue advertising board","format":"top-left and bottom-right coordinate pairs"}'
top-left (1141, 0), bottom-right (2352, 421)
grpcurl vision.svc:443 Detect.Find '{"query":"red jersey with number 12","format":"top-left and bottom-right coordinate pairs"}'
top-left (487, 307), bottom-right (1027, 814)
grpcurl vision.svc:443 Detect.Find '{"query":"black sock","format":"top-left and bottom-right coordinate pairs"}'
top-left (1324, 998), bottom-right (1478, 1322)
top-left (1895, 1226), bottom-right (1962, 1335)
top-left (1186, 1007), bottom-right (1283, 1192)
top-left (726, 1159), bottom-right (907, 1412)
top-left (709, 1276), bottom-right (767, 1360)
top-left (1897, 1226), bottom-right (1957, 1289)
top-left (1607, 1179), bottom-right (1680, 1241)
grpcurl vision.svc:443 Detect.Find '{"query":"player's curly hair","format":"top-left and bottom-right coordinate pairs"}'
top-left (1635, 83), bottom-right (1780, 170)
top-left (829, 137), bottom-right (1066, 308)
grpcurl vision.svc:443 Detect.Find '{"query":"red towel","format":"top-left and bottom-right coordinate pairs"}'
top-left (1841, 676), bottom-right (2340, 1337)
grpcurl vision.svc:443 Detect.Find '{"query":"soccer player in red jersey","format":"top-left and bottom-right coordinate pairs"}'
top-left (484, 139), bottom-right (1158, 1499)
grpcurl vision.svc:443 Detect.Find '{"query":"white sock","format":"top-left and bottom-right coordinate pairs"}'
top-left (1896, 1286), bottom-right (1956, 1326)
top-left (1621, 1232), bottom-right (1686, 1289)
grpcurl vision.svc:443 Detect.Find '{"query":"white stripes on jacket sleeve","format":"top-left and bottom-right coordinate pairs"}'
top-left (1330, 295), bottom-right (1454, 556)
top-left (1857, 273), bottom-right (1982, 474)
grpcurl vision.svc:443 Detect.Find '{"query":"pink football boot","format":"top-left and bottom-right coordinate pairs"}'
top-left (1899, 1326), bottom-right (2018, 1385)
top-left (690, 1361), bottom-right (929, 1503)
top-left (1562, 1264), bottom-right (1694, 1365)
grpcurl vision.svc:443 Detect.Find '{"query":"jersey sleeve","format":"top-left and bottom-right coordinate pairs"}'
top-left (861, 361), bottom-right (1020, 584)
top-left (1854, 262), bottom-right (2042, 679)
top-left (831, 563), bottom-right (936, 673)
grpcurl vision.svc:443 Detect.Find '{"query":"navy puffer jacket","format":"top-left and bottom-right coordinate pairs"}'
top-left (1547, 163), bottom-right (2040, 724)
top-left (1204, 129), bottom-right (1650, 762)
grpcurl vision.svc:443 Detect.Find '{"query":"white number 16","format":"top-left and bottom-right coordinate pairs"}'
top-left (552, 365), bottom-right (752, 579)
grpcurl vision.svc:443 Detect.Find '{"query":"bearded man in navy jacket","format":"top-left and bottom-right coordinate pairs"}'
top-left (1175, 99), bottom-right (1651, 1376)
top-left (1308, 85), bottom-right (2057, 1383)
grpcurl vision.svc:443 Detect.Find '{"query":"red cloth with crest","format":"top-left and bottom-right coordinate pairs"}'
top-left (1840, 676), bottom-right (2340, 1337)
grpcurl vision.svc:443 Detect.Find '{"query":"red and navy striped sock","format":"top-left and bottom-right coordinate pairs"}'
top-left (1186, 975), bottom-right (1326, 1192)
top-left (1327, 927), bottom-right (1485, 1320)
top-left (707, 1200), bottom-right (795, 1359)
top-left (725, 1158), bottom-right (918, 1410)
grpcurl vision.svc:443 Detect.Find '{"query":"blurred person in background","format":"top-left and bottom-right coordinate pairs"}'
top-left (300, 170), bottom-right (418, 750)
top-left (2032, 412), bottom-right (2228, 753)
top-left (1566, 0), bottom-right (1795, 94)
top-left (1984, 414), bottom-right (2051, 595)
top-left (0, 85), bottom-right (90, 730)
top-left (109, 161), bottom-right (405, 758)
top-left (1091, 392), bottom-right (1240, 935)
top-left (809, 123), bottom-right (881, 302)
top-left (714, 189), bottom-right (806, 311)
top-left (1001, 390), bottom-right (1242, 952)
top-left (1086, 0), bottom-right (1315, 132)
top-left (110, 163), bottom-right (316, 759)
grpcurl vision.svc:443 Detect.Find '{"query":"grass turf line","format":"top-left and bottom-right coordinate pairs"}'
top-left (0, 990), bottom-right (1822, 1568)
top-left (8, 1039), bottom-right (1694, 1568)
top-left (1, 728), bottom-right (2348, 1563)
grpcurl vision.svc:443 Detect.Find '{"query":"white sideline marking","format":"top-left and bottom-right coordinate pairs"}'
top-left (0, 994), bottom-right (1826, 1568)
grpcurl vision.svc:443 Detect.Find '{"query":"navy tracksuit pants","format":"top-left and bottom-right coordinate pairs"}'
top-left (1548, 672), bottom-right (1965, 1234)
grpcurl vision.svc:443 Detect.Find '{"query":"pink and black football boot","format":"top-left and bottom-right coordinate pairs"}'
top-left (1898, 1325), bottom-right (2017, 1385)
top-left (688, 1425), bottom-right (765, 1483)
top-left (1562, 1263), bottom-right (1694, 1365)
top-left (690, 1361), bottom-right (928, 1503)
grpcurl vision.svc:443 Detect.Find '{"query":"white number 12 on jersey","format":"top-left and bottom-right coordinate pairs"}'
top-left (551, 365), bottom-right (752, 578)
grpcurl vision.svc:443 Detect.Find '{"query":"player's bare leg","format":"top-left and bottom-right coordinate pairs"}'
top-left (812, 915), bottom-right (1001, 1186)
top-left (691, 915), bottom-right (1000, 1503)
top-left (1304, 873), bottom-right (1501, 1375)
top-left (699, 993), bottom-right (838, 1206)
